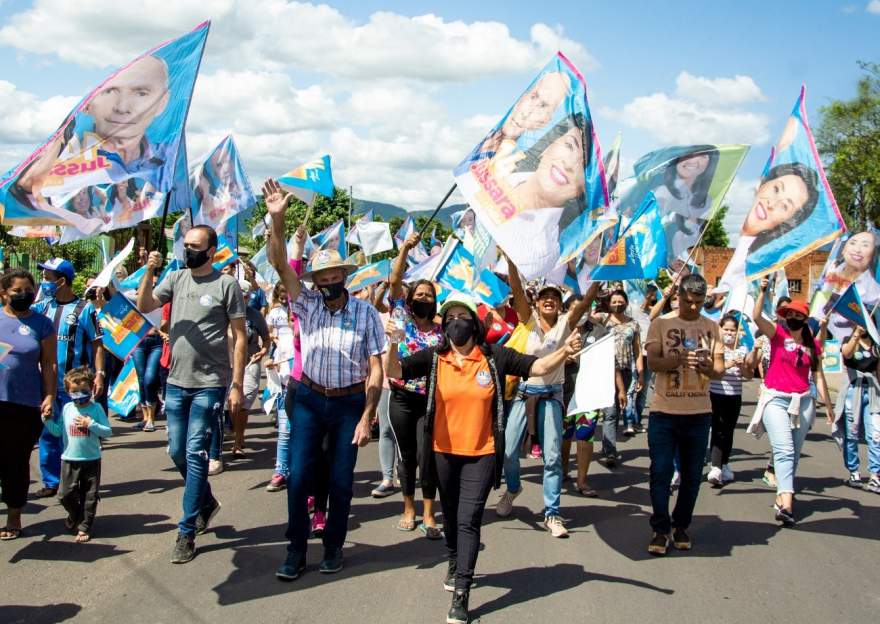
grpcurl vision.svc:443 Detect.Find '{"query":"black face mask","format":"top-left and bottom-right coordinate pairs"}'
top-left (446, 319), bottom-right (475, 347)
top-left (9, 291), bottom-right (35, 312)
top-left (610, 304), bottom-right (625, 313)
top-left (318, 280), bottom-right (346, 302)
top-left (411, 299), bottom-right (436, 320)
top-left (785, 317), bottom-right (806, 331)
top-left (185, 247), bottom-right (212, 270)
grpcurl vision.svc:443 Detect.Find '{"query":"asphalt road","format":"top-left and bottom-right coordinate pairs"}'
top-left (3, 378), bottom-right (879, 624)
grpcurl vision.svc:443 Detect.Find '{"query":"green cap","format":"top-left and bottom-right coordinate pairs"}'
top-left (439, 292), bottom-right (479, 318)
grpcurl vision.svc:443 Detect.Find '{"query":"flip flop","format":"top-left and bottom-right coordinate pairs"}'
top-left (1, 527), bottom-right (21, 540)
top-left (576, 486), bottom-right (599, 498)
top-left (75, 532), bottom-right (91, 543)
top-left (419, 523), bottom-right (443, 540)
top-left (396, 517), bottom-right (417, 531)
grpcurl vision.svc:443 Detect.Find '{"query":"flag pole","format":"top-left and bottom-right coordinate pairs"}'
top-left (155, 192), bottom-right (173, 257)
top-left (418, 183), bottom-right (457, 237)
top-left (347, 185), bottom-right (353, 258)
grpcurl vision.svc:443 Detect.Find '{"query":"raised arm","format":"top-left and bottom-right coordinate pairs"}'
top-left (567, 281), bottom-right (600, 329)
top-left (753, 277), bottom-right (776, 341)
top-left (649, 284), bottom-right (675, 321)
top-left (390, 233), bottom-right (420, 301)
top-left (262, 178), bottom-right (303, 302)
top-left (507, 260), bottom-right (531, 325)
top-left (136, 252), bottom-right (165, 313)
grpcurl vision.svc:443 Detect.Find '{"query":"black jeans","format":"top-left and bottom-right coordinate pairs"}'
top-left (0, 403), bottom-right (43, 509)
top-left (60, 459), bottom-right (101, 533)
top-left (389, 387), bottom-right (436, 499)
top-left (648, 412), bottom-right (711, 534)
top-left (434, 452), bottom-right (495, 591)
top-left (709, 392), bottom-right (742, 467)
top-left (284, 384), bottom-right (329, 512)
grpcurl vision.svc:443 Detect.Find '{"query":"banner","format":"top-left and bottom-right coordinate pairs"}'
top-left (278, 155), bottom-right (334, 205)
top-left (567, 334), bottom-right (615, 415)
top-left (346, 259), bottom-right (391, 292)
top-left (9, 225), bottom-right (59, 243)
top-left (720, 86), bottom-right (845, 287)
top-left (0, 22), bottom-right (209, 234)
top-left (108, 356), bottom-right (140, 416)
top-left (453, 52), bottom-right (612, 280)
top-left (98, 292), bottom-right (153, 361)
top-left (190, 135), bottom-right (256, 233)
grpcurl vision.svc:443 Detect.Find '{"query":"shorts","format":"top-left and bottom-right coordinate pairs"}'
top-left (242, 362), bottom-right (261, 409)
top-left (562, 411), bottom-right (598, 442)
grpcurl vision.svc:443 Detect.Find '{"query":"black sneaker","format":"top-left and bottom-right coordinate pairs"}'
top-left (171, 533), bottom-right (195, 564)
top-left (647, 532), bottom-right (669, 556)
top-left (774, 504), bottom-right (796, 527)
top-left (447, 588), bottom-right (469, 624)
top-left (444, 559), bottom-right (457, 592)
top-left (672, 527), bottom-right (691, 550)
top-left (846, 472), bottom-right (863, 488)
top-left (319, 547), bottom-right (344, 574)
top-left (195, 497), bottom-right (222, 535)
top-left (275, 551), bottom-right (306, 581)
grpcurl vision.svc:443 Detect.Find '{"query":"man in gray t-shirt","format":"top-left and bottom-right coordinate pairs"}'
top-left (137, 224), bottom-right (246, 565)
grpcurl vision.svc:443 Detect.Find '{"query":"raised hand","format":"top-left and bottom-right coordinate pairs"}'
top-left (262, 178), bottom-right (292, 217)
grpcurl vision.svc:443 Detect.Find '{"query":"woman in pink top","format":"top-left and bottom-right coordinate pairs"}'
top-left (752, 281), bottom-right (832, 526)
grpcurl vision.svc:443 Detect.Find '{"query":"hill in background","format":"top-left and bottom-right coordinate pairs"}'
top-left (352, 198), bottom-right (465, 226)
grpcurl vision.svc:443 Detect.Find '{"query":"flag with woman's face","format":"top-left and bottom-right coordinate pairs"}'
top-left (189, 135), bottom-right (256, 231)
top-left (453, 52), bottom-right (612, 281)
top-left (720, 86), bottom-right (845, 288)
top-left (0, 22), bottom-right (209, 234)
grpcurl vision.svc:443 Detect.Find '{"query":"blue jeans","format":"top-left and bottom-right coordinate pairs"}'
top-left (273, 381), bottom-right (298, 477)
top-left (843, 385), bottom-right (880, 475)
top-left (503, 384), bottom-right (564, 516)
top-left (39, 392), bottom-right (71, 489)
top-left (133, 334), bottom-right (164, 406)
top-left (762, 396), bottom-right (815, 495)
top-left (285, 384), bottom-right (365, 555)
top-left (648, 412), bottom-right (711, 534)
top-left (165, 384), bottom-right (224, 535)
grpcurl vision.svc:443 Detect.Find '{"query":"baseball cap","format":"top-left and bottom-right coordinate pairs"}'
top-left (439, 292), bottom-right (478, 318)
top-left (777, 300), bottom-right (809, 317)
top-left (37, 258), bottom-right (75, 283)
top-left (537, 284), bottom-right (564, 300)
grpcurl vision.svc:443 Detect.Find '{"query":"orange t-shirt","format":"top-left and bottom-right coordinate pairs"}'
top-left (433, 346), bottom-right (496, 456)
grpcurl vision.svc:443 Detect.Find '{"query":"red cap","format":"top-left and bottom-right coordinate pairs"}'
top-left (777, 300), bottom-right (809, 316)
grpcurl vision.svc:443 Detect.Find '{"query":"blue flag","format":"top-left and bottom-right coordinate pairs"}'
top-left (305, 219), bottom-right (346, 259)
top-left (190, 135), bottom-right (256, 232)
top-left (0, 23), bottom-right (209, 234)
top-left (346, 259), bottom-right (391, 293)
top-left (278, 155), bottom-right (334, 204)
top-left (108, 357), bottom-right (140, 417)
top-left (98, 293), bottom-right (153, 361)
top-left (832, 283), bottom-right (880, 344)
top-left (434, 239), bottom-right (509, 307)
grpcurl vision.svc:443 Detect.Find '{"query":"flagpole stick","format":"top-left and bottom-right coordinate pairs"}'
top-left (154, 192), bottom-right (172, 258)
top-left (347, 185), bottom-right (353, 258)
top-left (418, 183), bottom-right (457, 237)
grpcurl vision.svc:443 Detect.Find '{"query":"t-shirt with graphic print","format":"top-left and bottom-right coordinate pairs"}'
top-left (646, 312), bottom-right (723, 415)
top-left (388, 298), bottom-right (443, 394)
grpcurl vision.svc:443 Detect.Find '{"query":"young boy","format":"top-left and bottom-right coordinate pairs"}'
top-left (43, 367), bottom-right (112, 542)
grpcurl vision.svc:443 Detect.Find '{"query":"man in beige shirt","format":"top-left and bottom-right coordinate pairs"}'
top-left (645, 273), bottom-right (725, 556)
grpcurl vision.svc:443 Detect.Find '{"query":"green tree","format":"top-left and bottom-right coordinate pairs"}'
top-left (700, 204), bottom-right (729, 248)
top-left (816, 61), bottom-right (880, 229)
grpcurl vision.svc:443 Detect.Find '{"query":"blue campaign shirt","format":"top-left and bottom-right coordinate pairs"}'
top-left (32, 296), bottom-right (102, 391)
top-left (248, 287), bottom-right (267, 311)
top-left (44, 400), bottom-right (111, 461)
top-left (0, 309), bottom-right (55, 407)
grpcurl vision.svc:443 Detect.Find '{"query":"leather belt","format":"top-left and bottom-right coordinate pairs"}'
top-left (301, 374), bottom-right (365, 398)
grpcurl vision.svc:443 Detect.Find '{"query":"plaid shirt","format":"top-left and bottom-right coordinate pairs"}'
top-left (292, 289), bottom-right (387, 389)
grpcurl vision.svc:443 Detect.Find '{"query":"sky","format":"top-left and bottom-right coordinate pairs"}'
top-left (0, 0), bottom-right (878, 244)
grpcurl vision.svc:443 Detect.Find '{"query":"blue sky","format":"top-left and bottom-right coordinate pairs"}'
top-left (0, 0), bottom-right (877, 242)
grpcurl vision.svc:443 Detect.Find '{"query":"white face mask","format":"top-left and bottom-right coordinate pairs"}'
top-left (722, 334), bottom-right (735, 345)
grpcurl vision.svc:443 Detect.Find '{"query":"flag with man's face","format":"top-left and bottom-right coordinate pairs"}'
top-left (0, 22), bottom-right (209, 234)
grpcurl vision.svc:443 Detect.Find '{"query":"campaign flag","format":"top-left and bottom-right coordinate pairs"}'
top-left (394, 215), bottom-right (415, 248)
top-left (108, 357), bottom-right (140, 417)
top-left (278, 155), bottom-right (334, 205)
top-left (9, 225), bottom-right (60, 243)
top-left (720, 87), bottom-right (845, 288)
top-left (345, 209), bottom-right (374, 246)
top-left (434, 239), bottom-right (510, 307)
top-left (98, 292), bottom-right (153, 361)
top-left (567, 333), bottom-right (616, 415)
top-left (831, 283), bottom-right (880, 344)
top-left (94, 238), bottom-right (135, 288)
top-left (453, 52), bottom-right (613, 280)
top-left (118, 265), bottom-right (147, 291)
top-left (603, 132), bottom-right (622, 200)
top-left (590, 234), bottom-right (643, 281)
top-left (305, 219), bottom-right (346, 259)
top-left (346, 259), bottom-right (391, 293)
top-left (624, 193), bottom-right (667, 280)
top-left (0, 23), bottom-right (208, 234)
top-left (727, 310), bottom-right (756, 351)
top-left (212, 234), bottom-right (238, 270)
top-left (430, 227), bottom-right (440, 250)
top-left (351, 221), bottom-right (393, 257)
top-left (190, 135), bottom-right (256, 233)
top-left (463, 216), bottom-right (497, 275)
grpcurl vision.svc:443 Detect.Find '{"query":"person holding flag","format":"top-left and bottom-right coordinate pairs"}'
top-left (747, 280), bottom-right (832, 527)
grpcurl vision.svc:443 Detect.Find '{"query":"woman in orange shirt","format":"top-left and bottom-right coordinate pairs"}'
top-left (385, 293), bottom-right (581, 624)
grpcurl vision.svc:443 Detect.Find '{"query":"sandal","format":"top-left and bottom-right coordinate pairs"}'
top-left (34, 487), bottom-right (57, 498)
top-left (576, 486), bottom-right (598, 498)
top-left (75, 532), bottom-right (91, 543)
top-left (419, 523), bottom-right (443, 540)
top-left (1, 527), bottom-right (22, 540)
top-left (396, 516), bottom-right (417, 531)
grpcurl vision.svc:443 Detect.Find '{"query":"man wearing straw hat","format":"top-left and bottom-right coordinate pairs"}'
top-left (261, 178), bottom-right (386, 581)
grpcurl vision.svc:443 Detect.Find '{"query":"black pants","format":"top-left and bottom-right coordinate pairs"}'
top-left (389, 387), bottom-right (436, 499)
top-left (0, 403), bottom-right (43, 509)
top-left (434, 452), bottom-right (495, 591)
top-left (709, 393), bottom-right (742, 467)
top-left (60, 459), bottom-right (101, 533)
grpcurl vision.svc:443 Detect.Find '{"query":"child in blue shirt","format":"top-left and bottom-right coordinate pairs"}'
top-left (43, 367), bottom-right (111, 542)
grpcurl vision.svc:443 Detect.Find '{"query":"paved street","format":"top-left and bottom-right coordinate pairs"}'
top-left (3, 379), bottom-right (879, 624)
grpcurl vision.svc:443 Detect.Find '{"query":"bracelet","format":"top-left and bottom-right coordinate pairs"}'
top-left (95, 370), bottom-right (106, 377)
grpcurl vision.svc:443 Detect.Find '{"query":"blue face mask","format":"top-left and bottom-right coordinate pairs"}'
top-left (40, 280), bottom-right (59, 298)
top-left (70, 391), bottom-right (92, 405)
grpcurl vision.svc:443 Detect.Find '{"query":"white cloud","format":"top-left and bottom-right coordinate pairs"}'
top-left (0, 80), bottom-right (79, 143)
top-left (0, 1), bottom-right (598, 80)
top-left (868, 1), bottom-right (880, 15)
top-left (675, 71), bottom-right (766, 105)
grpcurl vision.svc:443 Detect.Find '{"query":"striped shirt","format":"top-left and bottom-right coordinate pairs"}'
top-left (709, 346), bottom-right (749, 396)
top-left (32, 296), bottom-right (102, 392)
top-left (292, 288), bottom-right (386, 389)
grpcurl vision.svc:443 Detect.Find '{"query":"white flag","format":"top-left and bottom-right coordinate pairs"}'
top-left (567, 334), bottom-right (616, 415)
top-left (353, 221), bottom-right (394, 256)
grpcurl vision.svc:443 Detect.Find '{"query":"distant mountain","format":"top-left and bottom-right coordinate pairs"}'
top-left (352, 199), bottom-right (466, 227)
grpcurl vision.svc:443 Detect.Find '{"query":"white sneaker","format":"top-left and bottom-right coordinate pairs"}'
top-left (707, 466), bottom-right (723, 486)
top-left (543, 515), bottom-right (569, 538)
top-left (721, 464), bottom-right (735, 483)
top-left (495, 488), bottom-right (520, 517)
top-left (670, 471), bottom-right (681, 490)
top-left (208, 459), bottom-right (224, 476)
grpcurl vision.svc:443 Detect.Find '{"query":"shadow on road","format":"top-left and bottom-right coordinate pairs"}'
top-left (0, 603), bottom-right (82, 624)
